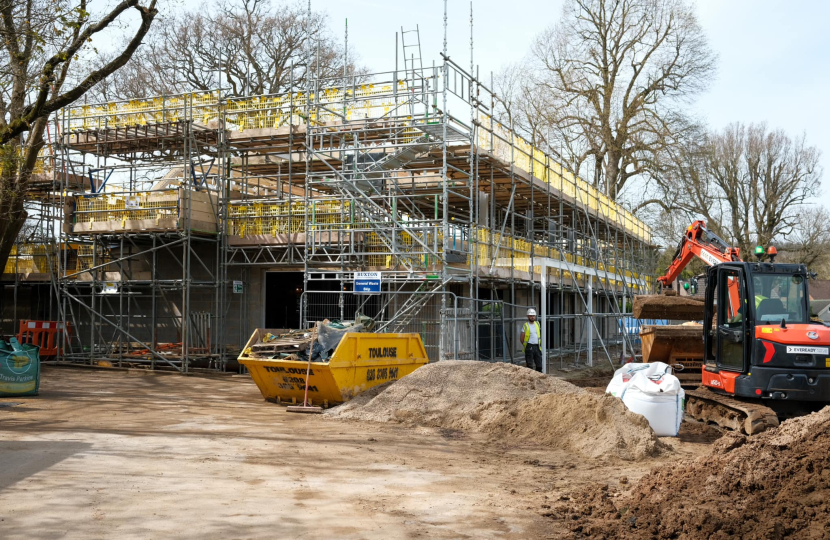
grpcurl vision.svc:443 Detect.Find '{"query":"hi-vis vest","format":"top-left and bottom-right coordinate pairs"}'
top-left (521, 321), bottom-right (541, 352)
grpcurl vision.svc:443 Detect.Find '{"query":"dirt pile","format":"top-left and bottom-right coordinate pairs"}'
top-left (483, 393), bottom-right (665, 460)
top-left (327, 361), bottom-right (666, 460)
top-left (554, 407), bottom-right (830, 539)
top-left (327, 361), bottom-right (580, 426)
top-left (633, 294), bottom-right (704, 320)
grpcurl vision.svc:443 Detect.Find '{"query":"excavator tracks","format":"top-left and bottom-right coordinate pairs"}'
top-left (685, 387), bottom-right (780, 435)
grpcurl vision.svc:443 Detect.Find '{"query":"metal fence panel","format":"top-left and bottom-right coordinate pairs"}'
top-left (301, 290), bottom-right (456, 363)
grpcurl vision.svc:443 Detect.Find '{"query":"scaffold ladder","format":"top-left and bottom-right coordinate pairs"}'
top-left (400, 26), bottom-right (424, 78)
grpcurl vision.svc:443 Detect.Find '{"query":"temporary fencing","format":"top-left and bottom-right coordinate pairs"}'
top-left (16, 320), bottom-right (72, 357)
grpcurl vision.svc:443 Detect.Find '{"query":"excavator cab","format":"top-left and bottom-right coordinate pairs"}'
top-left (702, 262), bottom-right (830, 403)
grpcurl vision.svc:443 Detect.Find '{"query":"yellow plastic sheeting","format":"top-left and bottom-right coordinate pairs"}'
top-left (224, 93), bottom-right (308, 131)
top-left (74, 190), bottom-right (180, 225)
top-left (66, 84), bottom-right (411, 133)
top-left (476, 113), bottom-right (651, 244)
top-left (2, 243), bottom-right (152, 279)
top-left (64, 80), bottom-right (424, 133)
top-left (473, 227), bottom-right (645, 291)
top-left (227, 200), bottom-right (308, 237)
top-left (225, 200), bottom-right (642, 285)
top-left (74, 245), bottom-right (116, 273)
top-left (365, 228), bottom-right (438, 268)
top-left (239, 331), bottom-right (429, 405)
top-left (227, 199), bottom-right (364, 237)
top-left (224, 85), bottom-right (400, 131)
top-left (2, 244), bottom-right (106, 276)
top-left (65, 92), bottom-right (220, 131)
top-left (3, 244), bottom-right (59, 274)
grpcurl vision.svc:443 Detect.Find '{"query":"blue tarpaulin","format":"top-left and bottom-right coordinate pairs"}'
top-left (620, 317), bottom-right (669, 345)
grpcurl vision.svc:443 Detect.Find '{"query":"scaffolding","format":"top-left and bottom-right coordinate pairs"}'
top-left (2, 21), bottom-right (658, 372)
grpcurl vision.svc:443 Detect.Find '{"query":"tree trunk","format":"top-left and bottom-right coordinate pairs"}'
top-left (0, 123), bottom-right (45, 274)
top-left (605, 152), bottom-right (620, 199)
top-left (0, 190), bottom-right (28, 275)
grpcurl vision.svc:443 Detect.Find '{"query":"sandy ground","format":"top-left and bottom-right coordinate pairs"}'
top-left (0, 366), bottom-right (715, 539)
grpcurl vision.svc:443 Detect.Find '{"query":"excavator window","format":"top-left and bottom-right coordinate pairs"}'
top-left (751, 274), bottom-right (808, 324)
top-left (718, 268), bottom-right (746, 370)
top-left (722, 274), bottom-right (743, 327)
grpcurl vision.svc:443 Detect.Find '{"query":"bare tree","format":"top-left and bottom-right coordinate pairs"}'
top-left (501, 0), bottom-right (715, 200)
top-left (96, 0), bottom-right (360, 101)
top-left (0, 0), bottom-right (157, 275)
top-left (652, 122), bottom-right (823, 258)
top-left (493, 63), bottom-right (549, 146)
top-left (777, 206), bottom-right (830, 273)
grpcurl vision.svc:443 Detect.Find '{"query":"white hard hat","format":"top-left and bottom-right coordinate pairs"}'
top-left (527, 308), bottom-right (537, 316)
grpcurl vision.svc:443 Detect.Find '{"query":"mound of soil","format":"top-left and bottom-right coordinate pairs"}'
top-left (554, 406), bottom-right (830, 539)
top-left (327, 361), bottom-right (581, 426)
top-left (327, 361), bottom-right (666, 460)
top-left (483, 393), bottom-right (665, 460)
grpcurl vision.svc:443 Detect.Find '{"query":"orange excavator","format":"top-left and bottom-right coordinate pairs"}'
top-left (652, 221), bottom-right (829, 434)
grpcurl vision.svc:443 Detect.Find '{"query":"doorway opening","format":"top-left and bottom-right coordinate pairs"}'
top-left (264, 272), bottom-right (304, 329)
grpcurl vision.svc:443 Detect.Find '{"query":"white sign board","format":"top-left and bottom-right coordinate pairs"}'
top-left (354, 271), bottom-right (382, 294)
top-left (100, 282), bottom-right (118, 295)
top-left (232, 280), bottom-right (243, 294)
top-left (786, 346), bottom-right (829, 355)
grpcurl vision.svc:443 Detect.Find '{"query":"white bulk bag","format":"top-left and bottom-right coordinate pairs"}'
top-left (620, 371), bottom-right (685, 437)
top-left (605, 362), bottom-right (673, 397)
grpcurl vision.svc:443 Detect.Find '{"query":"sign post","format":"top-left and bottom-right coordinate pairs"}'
top-left (354, 272), bottom-right (382, 294)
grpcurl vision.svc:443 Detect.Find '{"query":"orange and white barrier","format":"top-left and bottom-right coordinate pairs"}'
top-left (16, 321), bottom-right (72, 357)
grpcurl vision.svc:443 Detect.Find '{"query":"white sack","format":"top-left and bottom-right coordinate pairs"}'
top-left (605, 362), bottom-right (673, 397)
top-left (620, 371), bottom-right (685, 437)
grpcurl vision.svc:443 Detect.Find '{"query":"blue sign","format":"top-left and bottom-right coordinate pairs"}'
top-left (354, 272), bottom-right (382, 294)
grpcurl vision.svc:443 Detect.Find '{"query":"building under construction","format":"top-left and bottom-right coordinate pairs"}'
top-left (0, 30), bottom-right (656, 372)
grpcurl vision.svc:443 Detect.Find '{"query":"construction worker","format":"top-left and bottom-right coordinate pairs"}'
top-left (521, 308), bottom-right (543, 372)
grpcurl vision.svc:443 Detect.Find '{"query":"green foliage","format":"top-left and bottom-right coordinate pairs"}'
top-left (0, 145), bottom-right (22, 179)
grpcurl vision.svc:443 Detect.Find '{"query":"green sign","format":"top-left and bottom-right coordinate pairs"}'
top-left (233, 280), bottom-right (243, 294)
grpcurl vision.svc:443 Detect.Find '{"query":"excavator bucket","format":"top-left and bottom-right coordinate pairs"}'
top-left (640, 324), bottom-right (704, 369)
top-left (633, 295), bottom-right (705, 321)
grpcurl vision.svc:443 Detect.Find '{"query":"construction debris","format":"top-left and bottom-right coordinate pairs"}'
top-left (243, 317), bottom-right (372, 363)
top-left (632, 294), bottom-right (705, 320)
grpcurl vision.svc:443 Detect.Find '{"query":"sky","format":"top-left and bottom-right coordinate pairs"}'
top-left (158, 0), bottom-right (830, 206)
top-left (310, 0), bottom-right (830, 207)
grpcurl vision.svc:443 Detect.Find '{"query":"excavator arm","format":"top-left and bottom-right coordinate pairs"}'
top-left (658, 220), bottom-right (742, 288)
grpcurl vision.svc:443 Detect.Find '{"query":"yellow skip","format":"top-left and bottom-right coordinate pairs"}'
top-left (239, 331), bottom-right (428, 405)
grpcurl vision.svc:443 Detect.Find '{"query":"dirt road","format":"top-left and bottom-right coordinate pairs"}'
top-left (0, 366), bottom-right (713, 539)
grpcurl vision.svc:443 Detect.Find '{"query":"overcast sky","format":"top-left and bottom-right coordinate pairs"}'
top-left (310, 0), bottom-right (830, 207)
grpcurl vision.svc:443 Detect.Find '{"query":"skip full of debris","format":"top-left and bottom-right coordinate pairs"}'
top-left (243, 315), bottom-right (375, 363)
